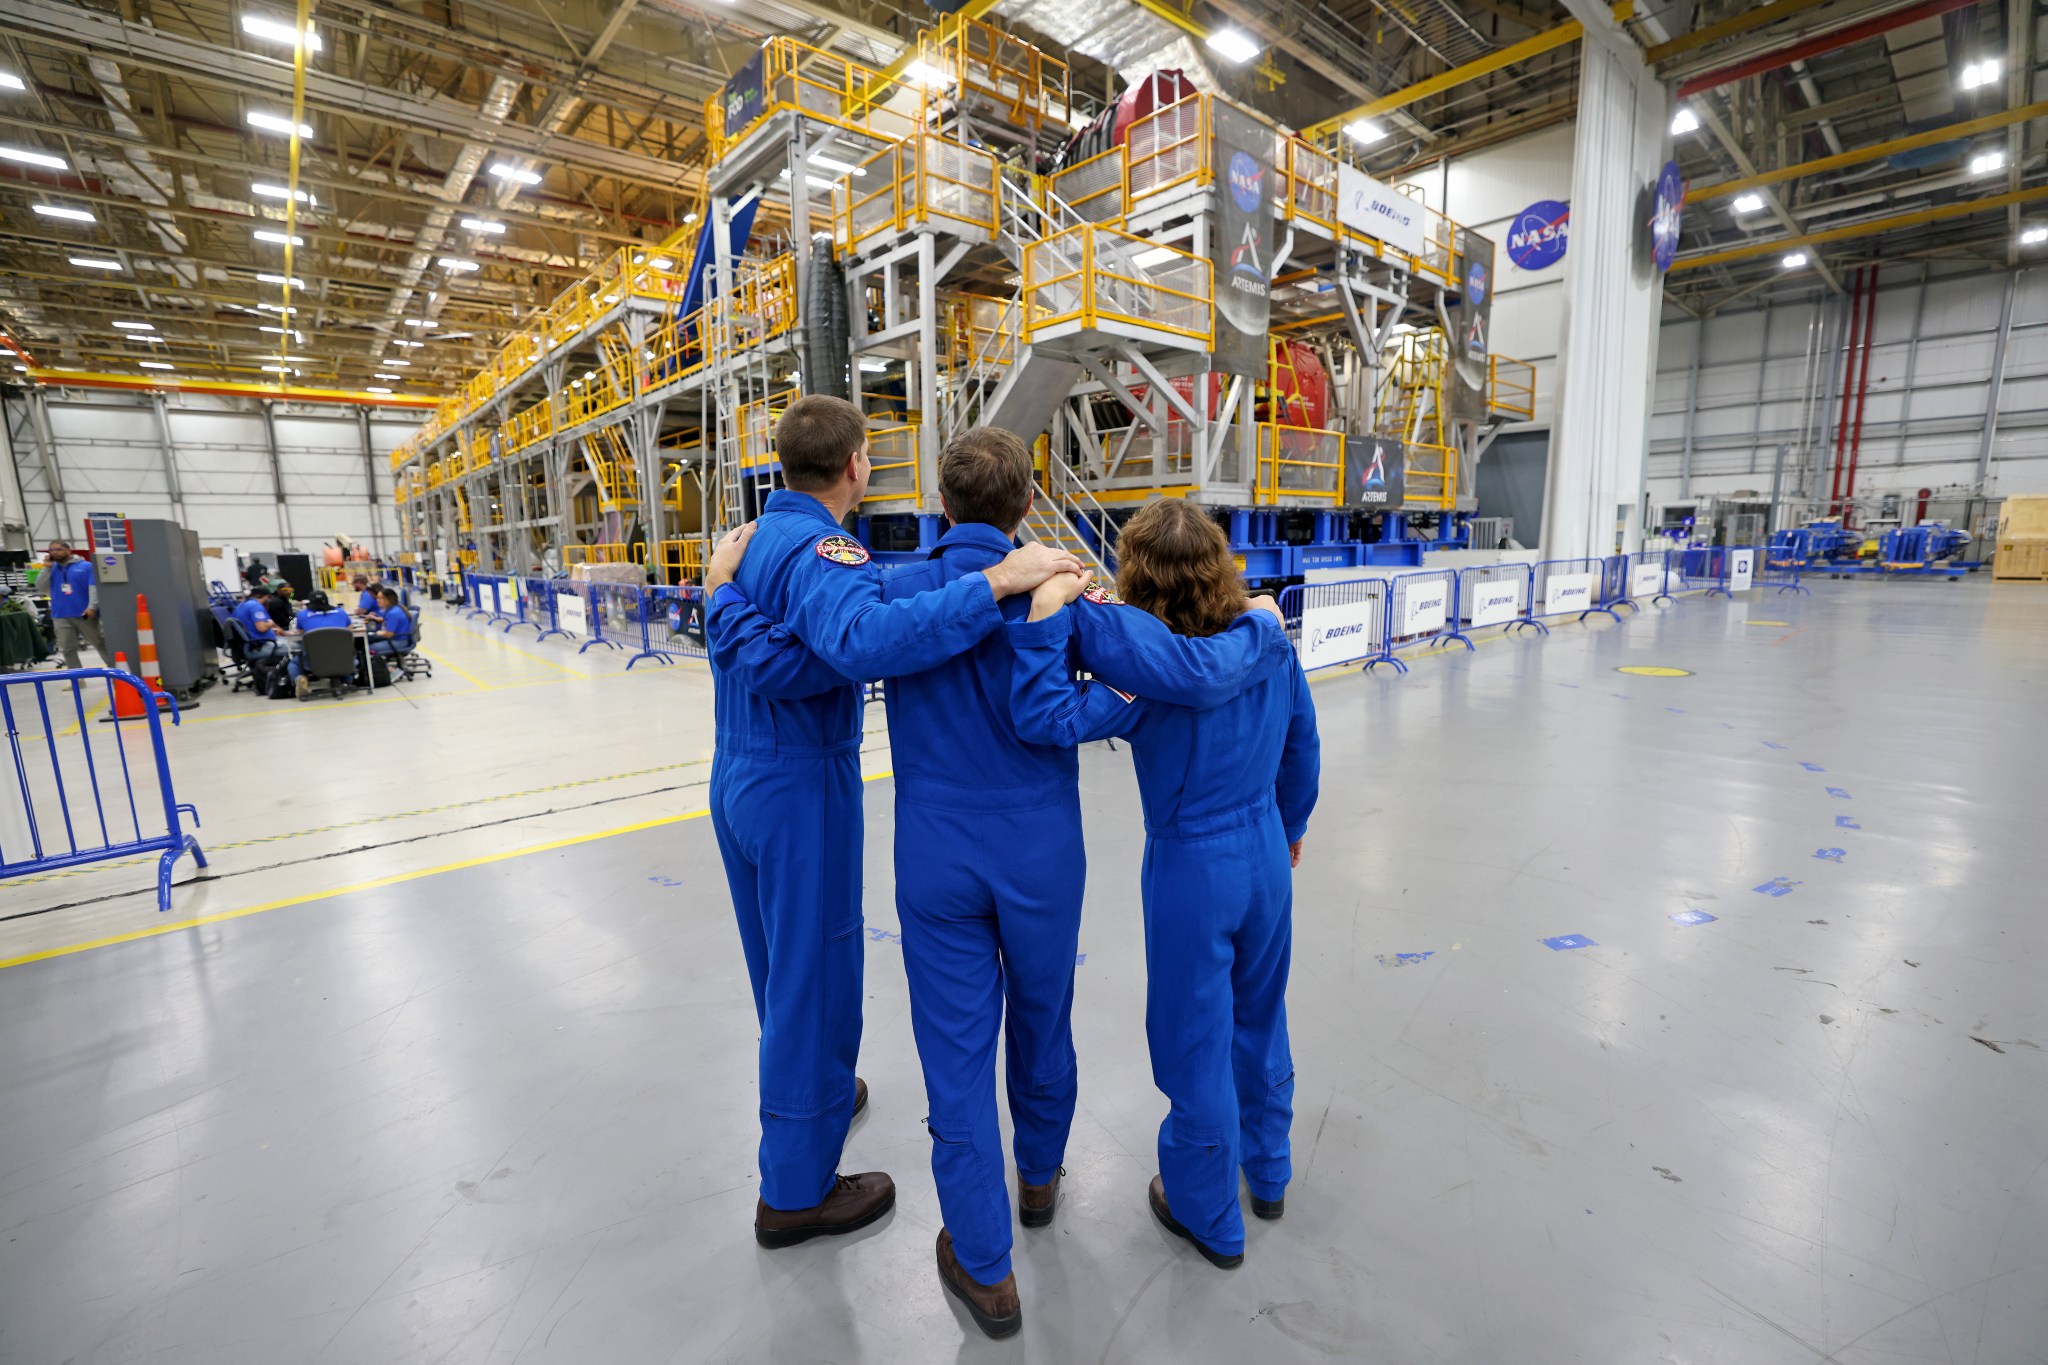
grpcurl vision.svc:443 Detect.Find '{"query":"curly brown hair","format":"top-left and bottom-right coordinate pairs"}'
top-left (1114, 499), bottom-right (1249, 638)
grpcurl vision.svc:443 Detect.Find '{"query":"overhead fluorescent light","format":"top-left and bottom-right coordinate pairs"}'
top-left (366, 386), bottom-right (393, 393)
top-left (1, 145), bottom-right (68, 170)
top-left (1205, 28), bottom-right (1260, 64)
top-left (403, 318), bottom-right (433, 327)
top-left (381, 359), bottom-right (412, 367)
top-left (259, 327), bottom-right (305, 339)
top-left (1731, 192), bottom-right (1765, 214)
top-left (810, 154), bottom-right (866, 177)
top-left (0, 72), bottom-right (26, 92)
top-left (259, 365), bottom-right (295, 373)
top-left (488, 163), bottom-right (541, 185)
top-left (1781, 251), bottom-right (1808, 269)
top-left (1132, 246), bottom-right (1181, 268)
top-left (776, 168), bottom-right (837, 190)
top-left (1670, 106), bottom-right (1699, 135)
top-left (1959, 58), bottom-right (2001, 90)
top-left (33, 204), bottom-right (94, 222)
top-left (1344, 118), bottom-right (1387, 146)
top-left (1969, 149), bottom-right (2006, 175)
top-left (253, 229), bottom-right (304, 245)
top-left (438, 257), bottom-right (480, 272)
top-left (375, 372), bottom-right (403, 379)
top-left (857, 359), bottom-right (889, 372)
top-left (438, 332), bottom-right (474, 340)
top-left (251, 182), bottom-right (312, 203)
top-left (257, 303), bottom-right (296, 313)
top-left (112, 320), bottom-right (153, 330)
top-left (649, 257), bottom-right (674, 270)
top-left (902, 60), bottom-right (951, 89)
top-left (240, 13), bottom-right (322, 50)
top-left (70, 256), bottom-right (123, 270)
top-left (256, 272), bottom-right (305, 286)
top-left (461, 218), bottom-right (506, 234)
top-left (682, 212), bottom-right (698, 225)
top-left (395, 339), bottom-right (424, 347)
top-left (2021, 225), bottom-right (2047, 246)
top-left (140, 361), bottom-right (174, 370)
top-left (247, 111), bottom-right (314, 139)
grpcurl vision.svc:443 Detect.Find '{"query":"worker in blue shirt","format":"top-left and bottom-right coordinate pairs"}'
top-left (230, 586), bottom-right (283, 664)
top-left (350, 574), bottom-right (381, 617)
top-left (287, 593), bottom-right (355, 698)
top-left (707, 426), bottom-right (1288, 1337)
top-left (1007, 498), bottom-right (1319, 1273)
top-left (42, 541), bottom-right (109, 671)
top-left (367, 589), bottom-right (412, 657)
top-left (698, 397), bottom-right (1088, 1254)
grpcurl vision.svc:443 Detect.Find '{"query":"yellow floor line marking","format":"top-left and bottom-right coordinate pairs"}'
top-left (420, 648), bottom-right (495, 691)
top-left (0, 770), bottom-right (895, 972)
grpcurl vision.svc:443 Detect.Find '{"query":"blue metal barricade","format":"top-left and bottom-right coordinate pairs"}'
top-left (1452, 562), bottom-right (1541, 641)
top-left (642, 586), bottom-right (711, 664)
top-left (588, 582), bottom-right (649, 662)
top-left (1, 669), bottom-right (204, 913)
top-left (1679, 544), bottom-right (1763, 598)
top-left (520, 578), bottom-right (570, 641)
top-left (1595, 554), bottom-right (1640, 615)
top-left (1530, 558), bottom-right (1622, 624)
top-left (1383, 568), bottom-right (1466, 656)
top-left (464, 572), bottom-right (507, 621)
top-left (1757, 550), bottom-right (1811, 595)
top-left (1612, 549), bottom-right (1678, 608)
top-left (1278, 577), bottom-right (1398, 674)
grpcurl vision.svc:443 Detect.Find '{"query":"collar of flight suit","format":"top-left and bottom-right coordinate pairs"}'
top-left (761, 486), bottom-right (845, 532)
top-left (929, 521), bottom-right (1017, 562)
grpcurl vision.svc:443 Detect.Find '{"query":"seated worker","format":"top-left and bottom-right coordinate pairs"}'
top-left (367, 588), bottom-right (413, 658)
top-left (286, 592), bottom-right (354, 699)
top-left (263, 579), bottom-right (296, 631)
top-left (231, 586), bottom-right (283, 663)
top-left (350, 574), bottom-right (381, 617)
top-left (1007, 498), bottom-right (1319, 1274)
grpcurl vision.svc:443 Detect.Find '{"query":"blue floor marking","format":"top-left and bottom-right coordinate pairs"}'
top-left (1669, 910), bottom-right (1717, 926)
top-left (1542, 934), bottom-right (1596, 951)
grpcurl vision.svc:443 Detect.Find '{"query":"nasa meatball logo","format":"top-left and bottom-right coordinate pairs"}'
top-left (1507, 199), bottom-right (1569, 271)
top-left (1227, 151), bottom-right (1263, 214)
top-left (1465, 260), bottom-right (1489, 306)
top-left (813, 534), bottom-right (870, 566)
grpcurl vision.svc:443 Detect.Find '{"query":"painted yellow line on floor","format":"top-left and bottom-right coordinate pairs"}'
top-left (0, 770), bottom-right (896, 972)
top-left (419, 648), bottom-right (495, 691)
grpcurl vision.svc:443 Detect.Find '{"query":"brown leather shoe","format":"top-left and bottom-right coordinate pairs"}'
top-left (936, 1228), bottom-right (1021, 1339)
top-left (1148, 1175), bottom-right (1242, 1269)
top-left (1018, 1167), bottom-right (1063, 1228)
top-left (852, 1076), bottom-right (868, 1119)
top-left (753, 1172), bottom-right (895, 1249)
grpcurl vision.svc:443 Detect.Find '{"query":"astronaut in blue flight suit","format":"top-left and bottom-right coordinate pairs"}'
top-left (1006, 497), bottom-right (1319, 1271)
top-left (700, 396), bottom-right (1088, 1250)
top-left (709, 426), bottom-right (1288, 1337)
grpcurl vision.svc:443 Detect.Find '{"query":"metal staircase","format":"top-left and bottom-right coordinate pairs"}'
top-left (1022, 453), bottom-right (1117, 577)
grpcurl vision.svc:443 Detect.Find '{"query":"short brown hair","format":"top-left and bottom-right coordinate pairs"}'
top-left (939, 427), bottom-right (1033, 530)
top-left (1114, 499), bottom-right (1247, 638)
top-left (775, 395), bottom-right (867, 490)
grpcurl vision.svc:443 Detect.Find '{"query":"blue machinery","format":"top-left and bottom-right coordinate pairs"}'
top-left (1769, 520), bottom-right (1975, 579)
top-left (0, 668), bottom-right (206, 913)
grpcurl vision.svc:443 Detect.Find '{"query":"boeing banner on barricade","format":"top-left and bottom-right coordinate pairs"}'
top-left (1401, 578), bottom-right (1449, 635)
top-left (1545, 573), bottom-right (1595, 615)
top-left (1300, 595), bottom-right (1377, 670)
top-left (1468, 579), bottom-right (1522, 627)
top-left (557, 592), bottom-right (588, 636)
top-left (1632, 560), bottom-right (1666, 598)
top-left (1729, 548), bottom-right (1756, 592)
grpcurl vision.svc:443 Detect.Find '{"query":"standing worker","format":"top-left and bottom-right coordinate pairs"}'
top-left (709, 428), bottom-right (1290, 1337)
top-left (1007, 498), bottom-right (1320, 1272)
top-left (42, 541), bottom-right (110, 671)
top-left (698, 396), bottom-right (1084, 1253)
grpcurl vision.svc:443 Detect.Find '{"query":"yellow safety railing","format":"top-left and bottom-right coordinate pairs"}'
top-left (1489, 353), bottom-right (1537, 419)
top-left (1048, 145), bottom-right (1126, 225)
top-left (640, 253), bottom-right (799, 394)
top-left (860, 422), bottom-right (922, 507)
top-left (1403, 441), bottom-right (1456, 509)
top-left (563, 543), bottom-right (632, 565)
top-left (838, 135), bottom-right (1001, 256)
top-left (658, 538), bottom-right (706, 581)
top-left (1282, 139), bottom-right (1462, 288)
top-left (1021, 225), bottom-right (1213, 348)
top-left (504, 399), bottom-right (556, 453)
top-left (707, 38), bottom-right (925, 162)
top-left (736, 387), bottom-right (802, 469)
top-left (915, 18), bottom-right (1070, 147)
top-left (1255, 424), bottom-right (1345, 505)
top-left (949, 294), bottom-right (1016, 370)
top-left (581, 426), bottom-right (639, 509)
top-left (1124, 93), bottom-right (1214, 204)
top-left (562, 349), bottom-right (635, 428)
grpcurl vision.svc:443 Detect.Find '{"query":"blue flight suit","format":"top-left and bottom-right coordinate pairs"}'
top-left (703, 488), bottom-right (1012, 1212)
top-left (231, 597), bottom-right (282, 660)
top-left (713, 518), bottom-right (1286, 1282)
top-left (1008, 599), bottom-right (1320, 1259)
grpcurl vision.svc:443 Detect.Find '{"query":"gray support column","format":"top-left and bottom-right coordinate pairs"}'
top-left (25, 389), bottom-right (70, 539)
top-left (1976, 268), bottom-right (2020, 489)
top-left (258, 400), bottom-right (291, 546)
top-left (1747, 303), bottom-right (1774, 478)
top-left (357, 408), bottom-right (386, 556)
top-left (148, 393), bottom-right (188, 523)
top-left (1677, 316), bottom-right (1703, 499)
top-left (1542, 1), bottom-right (1665, 557)
top-left (0, 392), bottom-right (33, 549)
top-left (1891, 267), bottom-right (1928, 468)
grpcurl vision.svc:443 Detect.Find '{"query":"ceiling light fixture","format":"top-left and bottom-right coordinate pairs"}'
top-left (367, 386), bottom-right (393, 393)
top-left (902, 60), bottom-right (952, 89)
top-left (1970, 149), bottom-right (2006, 175)
top-left (257, 303), bottom-right (296, 313)
top-left (809, 154), bottom-right (866, 177)
top-left (256, 272), bottom-right (305, 287)
top-left (253, 229), bottom-right (303, 245)
top-left (1670, 106), bottom-right (1699, 135)
top-left (381, 359), bottom-right (411, 367)
top-left (460, 218), bottom-right (506, 234)
top-left (1731, 192), bottom-right (1765, 214)
top-left (1959, 58), bottom-right (2001, 90)
top-left (240, 13), bottom-right (321, 50)
top-left (2021, 225), bottom-right (2047, 246)
top-left (140, 361), bottom-right (174, 370)
top-left (682, 212), bottom-right (698, 225)
top-left (70, 256), bottom-right (123, 270)
top-left (403, 318), bottom-right (433, 327)
top-left (1344, 118), bottom-right (1387, 146)
top-left (32, 204), bottom-right (94, 222)
top-left (0, 72), bottom-right (26, 92)
top-left (488, 163), bottom-right (541, 185)
top-left (1781, 251), bottom-right (1809, 269)
top-left (246, 111), bottom-right (314, 138)
top-left (112, 320), bottom-right (153, 330)
top-left (438, 257), bottom-right (480, 272)
top-left (1204, 28), bottom-right (1260, 64)
top-left (251, 182), bottom-right (312, 203)
top-left (1, 145), bottom-right (68, 170)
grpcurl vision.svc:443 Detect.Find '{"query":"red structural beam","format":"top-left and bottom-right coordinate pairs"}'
top-left (1676, 0), bottom-right (1980, 99)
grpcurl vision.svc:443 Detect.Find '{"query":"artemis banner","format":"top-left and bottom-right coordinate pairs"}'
top-left (1209, 101), bottom-right (1277, 378)
top-left (1346, 435), bottom-right (1406, 510)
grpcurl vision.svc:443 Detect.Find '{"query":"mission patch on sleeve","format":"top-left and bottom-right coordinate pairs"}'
top-left (814, 535), bottom-right (872, 567)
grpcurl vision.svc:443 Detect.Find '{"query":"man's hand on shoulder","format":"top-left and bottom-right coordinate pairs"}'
top-left (985, 542), bottom-right (1085, 600)
top-left (706, 522), bottom-right (756, 593)
top-left (1027, 570), bottom-right (1091, 623)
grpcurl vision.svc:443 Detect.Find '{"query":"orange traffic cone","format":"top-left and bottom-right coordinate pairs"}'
top-left (133, 594), bottom-right (171, 711)
top-left (110, 650), bottom-right (150, 719)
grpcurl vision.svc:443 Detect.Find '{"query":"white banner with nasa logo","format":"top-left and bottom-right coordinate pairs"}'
top-left (1544, 572), bottom-right (1595, 615)
top-left (1729, 548), bottom-right (1756, 592)
top-left (1337, 164), bottom-right (1426, 258)
top-left (1300, 596), bottom-right (1377, 670)
top-left (1467, 579), bottom-right (1522, 628)
top-left (557, 591), bottom-right (588, 636)
top-left (1399, 577), bottom-right (1449, 636)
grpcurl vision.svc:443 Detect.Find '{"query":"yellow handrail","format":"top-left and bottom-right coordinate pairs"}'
top-left (707, 37), bottom-right (925, 162)
top-left (1255, 423), bottom-right (1345, 505)
top-left (1488, 353), bottom-right (1537, 419)
top-left (1021, 224), bottom-right (1213, 347)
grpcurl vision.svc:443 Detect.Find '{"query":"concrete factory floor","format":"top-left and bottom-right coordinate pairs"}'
top-left (1, 580), bottom-right (2044, 1364)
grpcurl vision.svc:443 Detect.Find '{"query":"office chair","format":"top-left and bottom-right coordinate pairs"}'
top-left (298, 628), bottom-right (358, 702)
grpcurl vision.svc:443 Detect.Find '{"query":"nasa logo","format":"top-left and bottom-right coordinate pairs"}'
top-left (1651, 160), bottom-right (1685, 272)
top-left (1506, 199), bottom-right (1570, 271)
top-left (1466, 261), bottom-right (1488, 306)
top-left (1227, 151), bottom-right (1263, 214)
